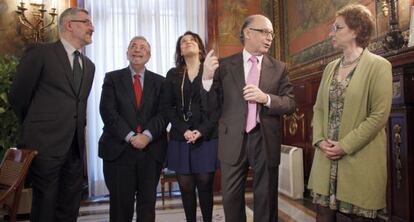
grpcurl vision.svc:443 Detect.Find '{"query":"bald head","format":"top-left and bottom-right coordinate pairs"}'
top-left (240, 14), bottom-right (274, 55)
top-left (240, 15), bottom-right (272, 44)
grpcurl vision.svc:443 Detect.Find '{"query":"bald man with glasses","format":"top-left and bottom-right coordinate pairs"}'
top-left (202, 14), bottom-right (295, 222)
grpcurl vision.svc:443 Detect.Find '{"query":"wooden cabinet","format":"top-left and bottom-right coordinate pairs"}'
top-left (284, 74), bottom-right (321, 183)
top-left (385, 49), bottom-right (414, 222)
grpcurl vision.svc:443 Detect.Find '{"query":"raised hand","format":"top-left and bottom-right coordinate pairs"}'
top-left (202, 50), bottom-right (219, 80)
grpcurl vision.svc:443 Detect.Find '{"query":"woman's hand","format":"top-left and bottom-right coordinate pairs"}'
top-left (184, 130), bottom-right (202, 144)
top-left (320, 139), bottom-right (346, 160)
top-left (184, 130), bottom-right (193, 141)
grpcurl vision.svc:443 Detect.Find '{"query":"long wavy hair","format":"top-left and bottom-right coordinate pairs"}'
top-left (174, 31), bottom-right (206, 74)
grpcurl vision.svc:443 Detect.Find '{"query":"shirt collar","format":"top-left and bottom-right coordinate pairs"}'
top-left (243, 49), bottom-right (263, 65)
top-left (60, 37), bottom-right (80, 55)
top-left (129, 66), bottom-right (146, 78)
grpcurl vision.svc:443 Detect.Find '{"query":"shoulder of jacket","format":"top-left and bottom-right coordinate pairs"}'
top-left (146, 70), bottom-right (165, 81)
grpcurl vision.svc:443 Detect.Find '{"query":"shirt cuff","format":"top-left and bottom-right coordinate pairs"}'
top-left (264, 94), bottom-right (271, 107)
top-left (142, 130), bottom-right (153, 142)
top-left (125, 131), bottom-right (135, 143)
top-left (202, 79), bottom-right (213, 91)
top-left (314, 140), bottom-right (323, 148)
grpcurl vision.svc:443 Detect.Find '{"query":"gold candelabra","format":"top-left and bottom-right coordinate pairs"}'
top-left (378, 0), bottom-right (389, 17)
top-left (16, 1), bottom-right (58, 43)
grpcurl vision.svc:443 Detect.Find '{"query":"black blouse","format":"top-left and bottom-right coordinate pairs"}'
top-left (163, 67), bottom-right (217, 141)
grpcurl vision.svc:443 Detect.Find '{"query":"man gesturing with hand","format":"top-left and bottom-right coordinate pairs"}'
top-left (202, 15), bottom-right (296, 222)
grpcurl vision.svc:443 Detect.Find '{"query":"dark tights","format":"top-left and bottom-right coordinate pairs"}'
top-left (177, 172), bottom-right (215, 222)
top-left (316, 205), bottom-right (377, 222)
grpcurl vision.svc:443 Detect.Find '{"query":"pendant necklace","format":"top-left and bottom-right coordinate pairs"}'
top-left (181, 68), bottom-right (192, 122)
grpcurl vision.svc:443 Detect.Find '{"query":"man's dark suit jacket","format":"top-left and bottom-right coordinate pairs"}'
top-left (98, 67), bottom-right (167, 163)
top-left (9, 40), bottom-right (95, 157)
top-left (208, 52), bottom-right (295, 166)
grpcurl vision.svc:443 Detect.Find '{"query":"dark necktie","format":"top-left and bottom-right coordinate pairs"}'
top-left (73, 50), bottom-right (82, 93)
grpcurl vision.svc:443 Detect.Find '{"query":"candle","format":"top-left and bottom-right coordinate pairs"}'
top-left (29, 0), bottom-right (43, 4)
top-left (409, 6), bottom-right (414, 47)
top-left (51, 0), bottom-right (57, 9)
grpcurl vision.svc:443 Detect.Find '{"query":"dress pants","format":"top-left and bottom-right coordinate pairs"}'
top-left (29, 134), bottom-right (84, 222)
top-left (103, 147), bottom-right (162, 222)
top-left (221, 125), bottom-right (279, 222)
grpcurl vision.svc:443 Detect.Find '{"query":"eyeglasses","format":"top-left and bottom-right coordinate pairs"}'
top-left (249, 28), bottom-right (275, 39)
top-left (331, 24), bottom-right (344, 33)
top-left (70, 19), bottom-right (93, 26)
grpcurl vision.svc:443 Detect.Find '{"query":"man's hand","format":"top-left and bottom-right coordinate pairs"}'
top-left (243, 84), bottom-right (268, 104)
top-left (202, 50), bottom-right (219, 80)
top-left (130, 133), bottom-right (150, 150)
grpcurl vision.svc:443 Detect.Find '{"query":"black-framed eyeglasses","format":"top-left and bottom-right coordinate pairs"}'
top-left (249, 28), bottom-right (275, 39)
top-left (70, 19), bottom-right (93, 26)
top-left (331, 24), bottom-right (344, 33)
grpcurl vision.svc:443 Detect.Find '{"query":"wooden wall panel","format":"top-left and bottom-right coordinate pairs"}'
top-left (284, 74), bottom-right (321, 182)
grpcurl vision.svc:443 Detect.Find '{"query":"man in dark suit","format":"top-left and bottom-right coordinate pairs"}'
top-left (9, 8), bottom-right (95, 222)
top-left (202, 14), bottom-right (296, 222)
top-left (98, 36), bottom-right (167, 222)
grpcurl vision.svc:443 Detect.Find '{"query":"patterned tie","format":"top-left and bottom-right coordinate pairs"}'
top-left (73, 50), bottom-right (82, 93)
top-left (133, 74), bottom-right (143, 133)
top-left (245, 56), bottom-right (260, 132)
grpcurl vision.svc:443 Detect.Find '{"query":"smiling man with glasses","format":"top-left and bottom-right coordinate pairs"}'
top-left (10, 7), bottom-right (95, 222)
top-left (201, 14), bottom-right (296, 222)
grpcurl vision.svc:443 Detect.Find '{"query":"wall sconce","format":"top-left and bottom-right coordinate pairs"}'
top-left (378, 0), bottom-right (389, 17)
top-left (16, 0), bottom-right (58, 43)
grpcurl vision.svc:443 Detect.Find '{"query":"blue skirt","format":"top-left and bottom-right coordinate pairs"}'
top-left (166, 139), bottom-right (220, 174)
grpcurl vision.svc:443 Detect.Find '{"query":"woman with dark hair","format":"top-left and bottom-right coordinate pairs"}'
top-left (163, 31), bottom-right (219, 222)
top-left (308, 4), bottom-right (392, 222)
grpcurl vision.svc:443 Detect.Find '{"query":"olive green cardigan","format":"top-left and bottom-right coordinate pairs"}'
top-left (308, 49), bottom-right (392, 210)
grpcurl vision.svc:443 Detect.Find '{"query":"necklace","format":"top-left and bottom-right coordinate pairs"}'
top-left (181, 68), bottom-right (192, 122)
top-left (339, 54), bottom-right (362, 68)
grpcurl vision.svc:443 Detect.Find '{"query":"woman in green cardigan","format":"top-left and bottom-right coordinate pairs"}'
top-left (308, 4), bottom-right (393, 222)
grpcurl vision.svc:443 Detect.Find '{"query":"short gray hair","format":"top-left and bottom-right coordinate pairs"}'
top-left (58, 8), bottom-right (89, 33)
top-left (128, 36), bottom-right (152, 53)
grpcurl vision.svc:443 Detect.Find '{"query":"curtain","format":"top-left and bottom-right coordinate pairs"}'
top-left (84, 0), bottom-right (206, 197)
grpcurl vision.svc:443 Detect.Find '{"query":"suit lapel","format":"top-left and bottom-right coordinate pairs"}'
top-left (120, 68), bottom-right (137, 109)
top-left (54, 41), bottom-right (77, 95)
top-left (77, 54), bottom-right (89, 97)
top-left (259, 55), bottom-right (277, 93)
top-left (141, 70), bottom-right (154, 109)
top-left (229, 53), bottom-right (245, 93)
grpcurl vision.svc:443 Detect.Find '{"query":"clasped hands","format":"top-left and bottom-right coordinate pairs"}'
top-left (184, 130), bottom-right (202, 144)
top-left (130, 133), bottom-right (150, 150)
top-left (318, 139), bottom-right (346, 160)
top-left (203, 50), bottom-right (268, 104)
